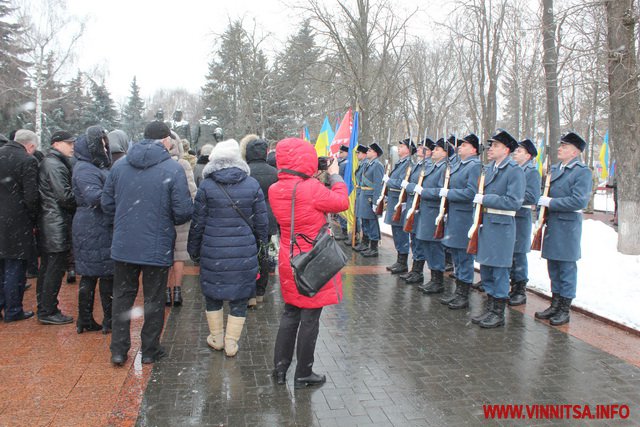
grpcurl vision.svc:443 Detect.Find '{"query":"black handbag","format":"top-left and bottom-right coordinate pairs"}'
top-left (289, 182), bottom-right (348, 297)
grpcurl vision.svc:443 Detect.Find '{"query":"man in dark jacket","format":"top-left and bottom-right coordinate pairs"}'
top-left (0, 130), bottom-right (39, 322)
top-left (243, 135), bottom-right (278, 304)
top-left (36, 131), bottom-right (77, 325)
top-left (102, 121), bottom-right (193, 366)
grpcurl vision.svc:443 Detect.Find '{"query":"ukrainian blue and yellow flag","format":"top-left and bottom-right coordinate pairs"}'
top-left (599, 130), bottom-right (609, 180)
top-left (535, 138), bottom-right (545, 176)
top-left (343, 111), bottom-right (359, 233)
top-left (315, 116), bottom-right (334, 157)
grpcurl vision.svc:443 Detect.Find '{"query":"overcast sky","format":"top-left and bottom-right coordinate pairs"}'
top-left (62, 0), bottom-right (446, 103)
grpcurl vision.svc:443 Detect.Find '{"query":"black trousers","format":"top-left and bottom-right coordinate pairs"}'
top-left (273, 304), bottom-right (323, 378)
top-left (110, 261), bottom-right (168, 358)
top-left (78, 275), bottom-right (113, 327)
top-left (36, 251), bottom-right (68, 317)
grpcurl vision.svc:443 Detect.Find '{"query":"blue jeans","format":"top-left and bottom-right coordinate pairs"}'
top-left (362, 218), bottom-right (380, 241)
top-left (480, 265), bottom-right (510, 299)
top-left (205, 296), bottom-right (248, 317)
top-left (510, 252), bottom-right (528, 282)
top-left (450, 248), bottom-right (475, 283)
top-left (547, 260), bottom-right (577, 299)
top-left (0, 259), bottom-right (27, 319)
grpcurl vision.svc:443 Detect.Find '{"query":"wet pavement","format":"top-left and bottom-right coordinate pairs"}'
top-left (1, 229), bottom-right (638, 426)
top-left (136, 238), bottom-right (640, 427)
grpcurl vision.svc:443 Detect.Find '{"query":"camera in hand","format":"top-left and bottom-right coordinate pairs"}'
top-left (318, 156), bottom-right (334, 171)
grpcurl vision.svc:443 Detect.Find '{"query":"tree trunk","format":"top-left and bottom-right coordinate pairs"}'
top-left (606, 0), bottom-right (640, 254)
top-left (541, 0), bottom-right (560, 163)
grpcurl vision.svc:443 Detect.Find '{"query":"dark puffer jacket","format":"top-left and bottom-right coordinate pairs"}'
top-left (72, 128), bottom-right (113, 277)
top-left (188, 159), bottom-right (268, 302)
top-left (0, 141), bottom-right (39, 259)
top-left (38, 148), bottom-right (76, 253)
top-left (102, 139), bottom-right (193, 267)
top-left (245, 138), bottom-right (278, 236)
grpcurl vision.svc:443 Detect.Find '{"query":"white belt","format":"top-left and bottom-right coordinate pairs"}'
top-left (521, 205), bottom-right (533, 210)
top-left (485, 208), bottom-right (516, 216)
top-left (575, 209), bottom-right (583, 214)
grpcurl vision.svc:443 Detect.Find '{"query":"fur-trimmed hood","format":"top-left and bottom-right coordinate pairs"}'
top-left (203, 139), bottom-right (250, 179)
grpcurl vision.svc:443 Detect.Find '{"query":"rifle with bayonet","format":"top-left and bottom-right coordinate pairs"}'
top-left (466, 164), bottom-right (486, 255)
top-left (375, 129), bottom-right (392, 216)
top-left (434, 135), bottom-right (452, 239)
top-left (392, 129), bottom-right (414, 222)
top-left (404, 128), bottom-right (429, 232)
top-left (531, 154), bottom-right (550, 251)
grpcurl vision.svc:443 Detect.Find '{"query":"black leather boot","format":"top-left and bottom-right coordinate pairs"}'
top-left (361, 240), bottom-right (379, 257)
top-left (353, 236), bottom-right (369, 252)
top-left (508, 280), bottom-right (528, 306)
top-left (439, 280), bottom-right (458, 305)
top-left (535, 293), bottom-right (560, 320)
top-left (173, 286), bottom-right (183, 306)
top-left (165, 287), bottom-right (172, 306)
top-left (100, 278), bottom-right (113, 334)
top-left (294, 372), bottom-right (326, 389)
top-left (479, 298), bottom-right (506, 328)
top-left (66, 269), bottom-right (76, 284)
top-left (419, 270), bottom-right (444, 294)
top-left (77, 280), bottom-right (101, 333)
top-left (448, 280), bottom-right (470, 310)
top-left (405, 260), bottom-right (425, 283)
top-left (388, 253), bottom-right (408, 274)
top-left (549, 297), bottom-right (572, 326)
top-left (471, 295), bottom-right (494, 324)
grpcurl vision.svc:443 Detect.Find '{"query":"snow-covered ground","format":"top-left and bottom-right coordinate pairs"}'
top-left (378, 196), bottom-right (640, 331)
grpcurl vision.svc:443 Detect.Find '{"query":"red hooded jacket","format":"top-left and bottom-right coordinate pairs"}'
top-left (269, 138), bottom-right (349, 308)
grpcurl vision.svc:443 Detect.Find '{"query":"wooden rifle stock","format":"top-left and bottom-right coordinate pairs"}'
top-left (466, 171), bottom-right (486, 255)
top-left (392, 166), bottom-right (413, 222)
top-left (433, 165), bottom-right (451, 239)
top-left (531, 165), bottom-right (552, 251)
top-left (375, 163), bottom-right (392, 216)
top-left (403, 167), bottom-right (426, 233)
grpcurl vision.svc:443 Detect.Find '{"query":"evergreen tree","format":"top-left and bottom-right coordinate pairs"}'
top-left (63, 71), bottom-right (93, 136)
top-left (87, 79), bottom-right (118, 130)
top-left (202, 19), bottom-right (269, 138)
top-left (0, 0), bottom-right (29, 132)
top-left (122, 76), bottom-right (145, 141)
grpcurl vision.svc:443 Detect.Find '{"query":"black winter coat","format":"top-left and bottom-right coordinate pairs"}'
top-left (245, 139), bottom-right (278, 236)
top-left (72, 130), bottom-right (114, 277)
top-left (0, 141), bottom-right (39, 259)
top-left (38, 149), bottom-right (76, 253)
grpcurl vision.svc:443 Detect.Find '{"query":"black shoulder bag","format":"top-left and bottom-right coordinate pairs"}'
top-left (216, 182), bottom-right (267, 264)
top-left (289, 181), bottom-right (348, 297)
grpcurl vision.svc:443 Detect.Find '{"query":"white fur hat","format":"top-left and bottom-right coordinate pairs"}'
top-left (209, 139), bottom-right (241, 162)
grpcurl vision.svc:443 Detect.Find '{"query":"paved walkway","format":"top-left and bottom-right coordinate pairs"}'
top-left (1, 233), bottom-right (638, 426)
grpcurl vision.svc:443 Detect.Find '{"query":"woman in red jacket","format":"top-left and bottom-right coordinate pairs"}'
top-left (269, 138), bottom-right (349, 389)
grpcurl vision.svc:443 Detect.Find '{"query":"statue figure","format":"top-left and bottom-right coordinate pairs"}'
top-left (193, 107), bottom-right (221, 153)
top-left (170, 109), bottom-right (191, 142)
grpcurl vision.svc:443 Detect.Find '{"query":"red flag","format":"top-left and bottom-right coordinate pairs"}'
top-left (329, 109), bottom-right (352, 156)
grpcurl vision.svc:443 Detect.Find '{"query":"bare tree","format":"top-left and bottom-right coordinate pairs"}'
top-left (14, 0), bottom-right (84, 144)
top-left (605, 0), bottom-right (640, 254)
top-left (541, 0), bottom-right (561, 162)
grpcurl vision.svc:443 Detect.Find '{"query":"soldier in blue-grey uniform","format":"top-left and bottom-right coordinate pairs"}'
top-left (335, 145), bottom-right (350, 241)
top-left (472, 130), bottom-right (525, 328)
top-left (535, 132), bottom-right (592, 326)
top-left (352, 145), bottom-right (370, 251)
top-left (359, 143), bottom-right (385, 257)
top-left (430, 136), bottom-right (481, 295)
top-left (399, 139), bottom-right (434, 283)
top-left (379, 138), bottom-right (416, 273)
top-left (509, 139), bottom-right (541, 306)
top-left (406, 138), bottom-right (448, 290)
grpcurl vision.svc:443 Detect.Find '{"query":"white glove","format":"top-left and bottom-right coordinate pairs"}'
top-left (371, 204), bottom-right (377, 211)
top-left (473, 194), bottom-right (484, 205)
top-left (413, 184), bottom-right (423, 194)
top-left (382, 175), bottom-right (389, 183)
top-left (401, 203), bottom-right (406, 210)
top-left (400, 180), bottom-right (409, 189)
top-left (538, 196), bottom-right (552, 207)
top-left (376, 197), bottom-right (384, 206)
top-left (439, 188), bottom-right (449, 198)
